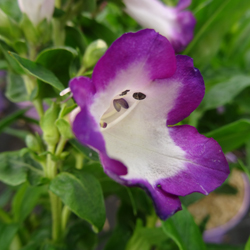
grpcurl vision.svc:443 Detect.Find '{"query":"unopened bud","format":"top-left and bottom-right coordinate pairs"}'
top-left (25, 134), bottom-right (41, 152)
top-left (40, 103), bottom-right (60, 146)
top-left (56, 118), bottom-right (74, 139)
top-left (18, 0), bottom-right (54, 27)
top-left (83, 40), bottom-right (108, 69)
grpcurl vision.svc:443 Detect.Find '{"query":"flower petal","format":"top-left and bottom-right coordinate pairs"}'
top-left (177, 0), bottom-right (191, 10)
top-left (73, 107), bottom-right (105, 153)
top-left (70, 76), bottom-right (96, 107)
top-left (133, 180), bottom-right (182, 220)
top-left (158, 125), bottom-right (229, 196)
top-left (167, 55), bottom-right (204, 125)
top-left (92, 29), bottom-right (176, 93)
top-left (123, 0), bottom-right (195, 52)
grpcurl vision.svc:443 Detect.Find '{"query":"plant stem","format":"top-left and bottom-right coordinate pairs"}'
top-left (47, 144), bottom-right (62, 242)
top-left (47, 137), bottom-right (68, 242)
top-left (55, 137), bottom-right (67, 156)
top-left (61, 205), bottom-right (71, 232)
top-left (76, 65), bottom-right (87, 77)
top-left (22, 75), bottom-right (44, 118)
top-left (49, 191), bottom-right (62, 241)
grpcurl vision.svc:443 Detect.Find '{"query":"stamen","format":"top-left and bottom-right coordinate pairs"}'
top-left (100, 121), bottom-right (107, 128)
top-left (61, 93), bottom-right (73, 103)
top-left (119, 90), bottom-right (130, 96)
top-left (133, 92), bottom-right (146, 100)
top-left (60, 87), bottom-right (71, 96)
top-left (113, 98), bottom-right (129, 112)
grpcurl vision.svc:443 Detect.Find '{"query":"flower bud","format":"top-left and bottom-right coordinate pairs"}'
top-left (56, 118), bottom-right (74, 139)
top-left (83, 40), bottom-right (108, 69)
top-left (18, 0), bottom-right (55, 27)
top-left (25, 134), bottom-right (41, 152)
top-left (40, 103), bottom-right (60, 146)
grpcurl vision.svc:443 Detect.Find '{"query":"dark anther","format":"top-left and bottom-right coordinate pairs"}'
top-left (113, 98), bottom-right (129, 112)
top-left (157, 184), bottom-right (161, 188)
top-left (100, 122), bottom-right (107, 128)
top-left (133, 92), bottom-right (146, 100)
top-left (119, 90), bottom-right (130, 96)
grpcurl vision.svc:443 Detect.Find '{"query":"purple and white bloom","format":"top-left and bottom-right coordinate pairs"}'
top-left (18, 0), bottom-right (54, 26)
top-left (70, 29), bottom-right (229, 219)
top-left (123, 0), bottom-right (195, 53)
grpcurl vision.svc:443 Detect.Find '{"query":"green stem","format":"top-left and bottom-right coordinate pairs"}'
top-left (22, 75), bottom-right (44, 118)
top-left (55, 137), bottom-right (67, 156)
top-left (76, 65), bottom-right (87, 77)
top-left (49, 191), bottom-right (62, 242)
top-left (75, 152), bottom-right (84, 169)
top-left (47, 144), bottom-right (62, 242)
top-left (61, 206), bottom-right (71, 233)
top-left (52, 19), bottom-right (65, 46)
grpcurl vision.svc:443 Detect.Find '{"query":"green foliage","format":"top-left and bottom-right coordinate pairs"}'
top-left (205, 119), bottom-right (250, 153)
top-left (12, 182), bottom-right (44, 223)
top-left (0, 222), bottom-right (19, 250)
top-left (9, 52), bottom-right (64, 91)
top-left (1, 0), bottom-right (250, 248)
top-left (36, 47), bottom-right (77, 86)
top-left (49, 172), bottom-right (106, 232)
top-left (0, 108), bottom-right (29, 133)
top-left (5, 72), bottom-right (28, 102)
top-left (162, 206), bottom-right (206, 250)
top-left (0, 151), bottom-right (27, 186)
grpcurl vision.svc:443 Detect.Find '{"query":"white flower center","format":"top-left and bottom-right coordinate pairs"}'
top-left (100, 90), bottom-right (146, 131)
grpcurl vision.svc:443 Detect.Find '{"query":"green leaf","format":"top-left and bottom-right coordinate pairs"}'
top-left (205, 119), bottom-right (250, 153)
top-left (0, 108), bottom-right (29, 133)
top-left (162, 206), bottom-right (206, 250)
top-left (49, 172), bottom-right (105, 232)
top-left (201, 75), bottom-right (250, 111)
top-left (12, 183), bottom-right (44, 223)
top-left (0, 9), bottom-right (22, 40)
top-left (0, 40), bottom-right (25, 74)
top-left (20, 229), bottom-right (50, 250)
top-left (9, 52), bottom-right (64, 91)
top-left (69, 139), bottom-right (99, 161)
top-left (185, 0), bottom-right (250, 68)
top-left (0, 222), bottom-right (19, 250)
top-left (66, 221), bottom-right (97, 250)
top-left (5, 72), bottom-right (28, 102)
top-left (65, 26), bottom-right (87, 54)
top-left (80, 15), bottom-right (118, 45)
top-left (0, 151), bottom-right (27, 186)
top-left (0, 0), bottom-right (22, 22)
top-left (207, 244), bottom-right (244, 250)
top-left (214, 183), bottom-right (238, 195)
top-left (125, 220), bottom-right (168, 250)
top-left (180, 193), bottom-right (205, 207)
top-left (36, 47), bottom-right (77, 86)
top-left (245, 237), bottom-right (250, 250)
top-left (82, 0), bottom-right (97, 12)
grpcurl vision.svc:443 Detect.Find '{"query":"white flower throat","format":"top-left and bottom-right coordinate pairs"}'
top-left (100, 90), bottom-right (146, 131)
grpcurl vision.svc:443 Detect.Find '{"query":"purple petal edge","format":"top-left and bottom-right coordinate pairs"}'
top-left (158, 125), bottom-right (229, 196)
top-left (92, 29), bottom-right (176, 92)
top-left (167, 55), bottom-right (204, 125)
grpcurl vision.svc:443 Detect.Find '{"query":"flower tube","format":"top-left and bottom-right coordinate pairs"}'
top-left (123, 0), bottom-right (196, 52)
top-left (70, 29), bottom-right (229, 219)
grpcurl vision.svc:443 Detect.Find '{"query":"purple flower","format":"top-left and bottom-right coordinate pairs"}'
top-left (123, 0), bottom-right (196, 53)
top-left (70, 30), bottom-right (229, 219)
